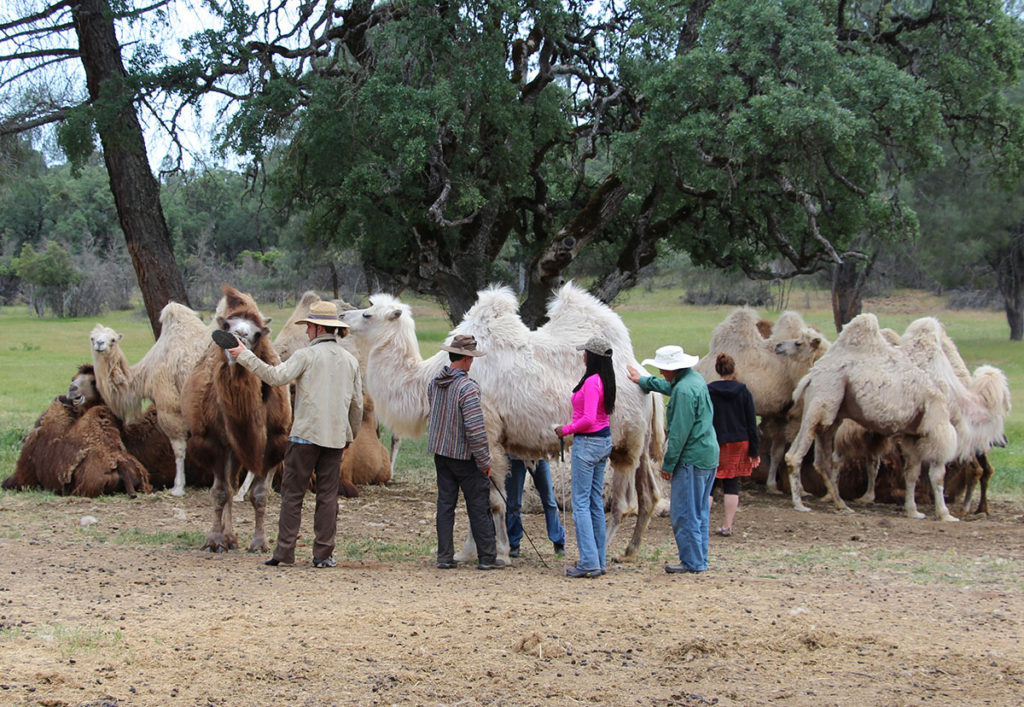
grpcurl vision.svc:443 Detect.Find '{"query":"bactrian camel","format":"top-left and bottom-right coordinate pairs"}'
top-left (89, 302), bottom-right (209, 496)
top-left (784, 313), bottom-right (959, 520)
top-left (342, 283), bottom-right (665, 564)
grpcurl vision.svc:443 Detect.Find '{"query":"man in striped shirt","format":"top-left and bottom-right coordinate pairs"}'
top-left (427, 334), bottom-right (503, 570)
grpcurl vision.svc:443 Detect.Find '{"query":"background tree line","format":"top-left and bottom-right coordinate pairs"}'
top-left (2, 1), bottom-right (1024, 337)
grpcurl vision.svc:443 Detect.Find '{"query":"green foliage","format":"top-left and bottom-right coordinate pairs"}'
top-left (13, 241), bottom-right (81, 317)
top-left (55, 105), bottom-right (97, 175)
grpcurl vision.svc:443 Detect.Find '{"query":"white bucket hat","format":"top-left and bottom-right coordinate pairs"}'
top-left (641, 345), bottom-right (699, 371)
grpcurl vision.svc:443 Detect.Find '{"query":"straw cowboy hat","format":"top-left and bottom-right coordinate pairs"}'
top-left (441, 334), bottom-right (485, 357)
top-left (295, 301), bottom-right (349, 328)
top-left (575, 336), bottom-right (612, 357)
top-left (641, 345), bottom-right (699, 370)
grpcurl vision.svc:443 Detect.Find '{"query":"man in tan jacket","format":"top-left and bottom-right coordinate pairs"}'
top-left (225, 300), bottom-right (362, 568)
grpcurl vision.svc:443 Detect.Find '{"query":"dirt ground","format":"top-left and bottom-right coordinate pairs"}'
top-left (1, 479), bottom-right (1023, 707)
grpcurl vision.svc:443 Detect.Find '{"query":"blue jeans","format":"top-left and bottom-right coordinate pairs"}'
top-left (505, 458), bottom-right (566, 549)
top-left (670, 463), bottom-right (717, 572)
top-left (570, 434), bottom-right (613, 571)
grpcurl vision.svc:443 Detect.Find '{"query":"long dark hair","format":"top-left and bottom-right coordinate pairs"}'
top-left (572, 351), bottom-right (616, 414)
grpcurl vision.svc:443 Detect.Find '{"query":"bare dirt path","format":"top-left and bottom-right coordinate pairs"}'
top-left (1, 483), bottom-right (1022, 706)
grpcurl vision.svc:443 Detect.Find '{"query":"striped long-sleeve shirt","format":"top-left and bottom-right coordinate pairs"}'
top-left (427, 366), bottom-right (491, 472)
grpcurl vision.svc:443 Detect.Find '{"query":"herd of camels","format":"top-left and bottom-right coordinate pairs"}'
top-left (4, 282), bottom-right (1011, 563)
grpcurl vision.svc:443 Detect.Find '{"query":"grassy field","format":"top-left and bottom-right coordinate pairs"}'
top-left (1, 285), bottom-right (1020, 496)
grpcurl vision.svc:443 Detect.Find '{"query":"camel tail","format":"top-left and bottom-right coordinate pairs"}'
top-left (647, 394), bottom-right (666, 465)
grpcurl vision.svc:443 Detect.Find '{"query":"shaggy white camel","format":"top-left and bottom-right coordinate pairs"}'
top-left (784, 313), bottom-right (959, 520)
top-left (89, 302), bottom-right (209, 496)
top-left (341, 283), bottom-right (665, 564)
top-left (695, 307), bottom-right (830, 493)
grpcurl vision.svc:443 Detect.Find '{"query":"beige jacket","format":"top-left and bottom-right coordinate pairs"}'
top-left (236, 335), bottom-right (362, 448)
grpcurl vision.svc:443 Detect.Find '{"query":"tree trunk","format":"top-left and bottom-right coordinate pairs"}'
top-left (992, 231), bottom-right (1024, 341)
top-left (830, 251), bottom-right (876, 334)
top-left (71, 0), bottom-right (189, 338)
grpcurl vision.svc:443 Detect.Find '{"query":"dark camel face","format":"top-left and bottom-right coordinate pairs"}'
top-left (68, 371), bottom-right (100, 407)
top-left (217, 313), bottom-right (265, 351)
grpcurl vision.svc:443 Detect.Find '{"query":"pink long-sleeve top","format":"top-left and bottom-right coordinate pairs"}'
top-left (560, 374), bottom-right (610, 435)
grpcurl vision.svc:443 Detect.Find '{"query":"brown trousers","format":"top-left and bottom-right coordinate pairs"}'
top-left (271, 442), bottom-right (344, 564)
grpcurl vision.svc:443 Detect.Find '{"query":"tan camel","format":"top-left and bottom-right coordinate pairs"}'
top-left (695, 307), bottom-right (830, 493)
top-left (341, 283), bottom-right (665, 564)
top-left (89, 302), bottom-right (209, 496)
top-left (784, 313), bottom-right (958, 520)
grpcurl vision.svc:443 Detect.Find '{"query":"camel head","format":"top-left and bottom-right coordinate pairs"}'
top-left (341, 293), bottom-right (413, 349)
top-left (216, 285), bottom-right (271, 358)
top-left (772, 333), bottom-right (827, 362)
top-left (67, 364), bottom-right (101, 407)
top-left (89, 324), bottom-right (122, 354)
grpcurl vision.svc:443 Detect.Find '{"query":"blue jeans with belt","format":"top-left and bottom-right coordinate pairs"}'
top-left (570, 433), bottom-right (613, 571)
top-left (670, 462), bottom-right (717, 572)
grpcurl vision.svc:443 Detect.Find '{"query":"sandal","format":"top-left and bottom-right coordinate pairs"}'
top-left (716, 527), bottom-right (732, 537)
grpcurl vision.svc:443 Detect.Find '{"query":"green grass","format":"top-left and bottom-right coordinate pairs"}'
top-left (1, 287), bottom-right (1022, 496)
top-left (336, 537), bottom-right (435, 562)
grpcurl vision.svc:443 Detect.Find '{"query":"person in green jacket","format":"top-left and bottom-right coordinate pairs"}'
top-left (627, 345), bottom-right (719, 573)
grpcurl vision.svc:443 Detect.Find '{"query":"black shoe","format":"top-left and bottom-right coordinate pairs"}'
top-left (508, 546), bottom-right (520, 558)
top-left (665, 563), bottom-right (704, 574)
top-left (553, 543), bottom-right (565, 556)
top-left (477, 559), bottom-right (506, 570)
top-left (565, 566), bottom-right (601, 578)
top-left (312, 556), bottom-right (337, 568)
top-left (437, 560), bottom-right (458, 569)
top-left (263, 558), bottom-right (280, 566)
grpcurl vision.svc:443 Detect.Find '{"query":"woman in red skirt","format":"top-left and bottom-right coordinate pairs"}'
top-left (707, 353), bottom-right (760, 536)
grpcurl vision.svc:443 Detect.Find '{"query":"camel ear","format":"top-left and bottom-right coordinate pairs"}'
top-left (810, 337), bottom-right (821, 350)
top-left (263, 316), bottom-right (272, 325)
top-left (117, 333), bottom-right (123, 342)
top-left (387, 309), bottom-right (402, 321)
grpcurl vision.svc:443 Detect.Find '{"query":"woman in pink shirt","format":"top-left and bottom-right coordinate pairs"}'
top-left (556, 336), bottom-right (616, 578)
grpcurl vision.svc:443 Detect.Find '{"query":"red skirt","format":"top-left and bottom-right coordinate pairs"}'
top-left (716, 440), bottom-right (753, 479)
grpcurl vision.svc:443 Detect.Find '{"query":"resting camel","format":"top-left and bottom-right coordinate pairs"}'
top-left (341, 283), bottom-right (665, 564)
top-left (89, 302), bottom-right (209, 496)
top-left (4, 365), bottom-right (150, 497)
top-left (182, 286), bottom-right (291, 552)
top-left (695, 307), bottom-right (830, 493)
top-left (784, 313), bottom-right (958, 520)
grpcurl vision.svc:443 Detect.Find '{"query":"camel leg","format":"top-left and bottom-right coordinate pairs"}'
top-left (234, 471), bottom-right (255, 503)
top-left (170, 437), bottom-right (187, 497)
top-left (786, 434), bottom-right (816, 513)
top-left (974, 453), bottom-right (993, 515)
top-left (927, 463), bottom-right (958, 522)
top-left (248, 470), bottom-right (271, 552)
top-left (901, 456), bottom-right (927, 520)
top-left (389, 435), bottom-right (402, 477)
top-left (619, 453), bottom-right (659, 562)
top-left (203, 472), bottom-right (233, 551)
top-left (813, 428), bottom-right (852, 514)
top-left (855, 454), bottom-right (880, 504)
top-left (766, 432), bottom-right (787, 495)
top-left (605, 464), bottom-right (632, 560)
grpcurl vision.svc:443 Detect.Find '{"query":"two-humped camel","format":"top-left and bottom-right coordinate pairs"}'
top-left (784, 313), bottom-right (962, 520)
top-left (89, 302), bottom-right (210, 496)
top-left (341, 283), bottom-right (665, 563)
top-left (182, 286), bottom-right (291, 552)
top-left (694, 308), bottom-right (830, 493)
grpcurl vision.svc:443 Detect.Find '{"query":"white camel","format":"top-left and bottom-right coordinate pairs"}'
top-left (89, 302), bottom-right (209, 496)
top-left (342, 283), bottom-right (665, 564)
top-left (695, 307), bottom-right (830, 493)
top-left (784, 313), bottom-right (959, 520)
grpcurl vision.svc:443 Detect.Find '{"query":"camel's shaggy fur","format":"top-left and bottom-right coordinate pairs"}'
top-left (784, 313), bottom-right (958, 520)
top-left (695, 307), bottom-right (830, 493)
top-left (338, 394), bottom-right (392, 497)
top-left (341, 283), bottom-right (665, 563)
top-left (4, 366), bottom-right (151, 497)
top-left (182, 286), bottom-right (291, 552)
top-left (90, 302), bottom-right (210, 496)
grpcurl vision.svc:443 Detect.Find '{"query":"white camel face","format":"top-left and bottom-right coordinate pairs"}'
top-left (89, 325), bottom-right (121, 353)
top-left (341, 299), bottom-right (404, 339)
top-left (218, 315), bottom-right (262, 350)
top-left (773, 335), bottom-right (823, 361)
top-left (67, 371), bottom-right (99, 407)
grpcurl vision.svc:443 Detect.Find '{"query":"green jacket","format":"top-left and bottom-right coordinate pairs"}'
top-left (638, 369), bottom-right (719, 474)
